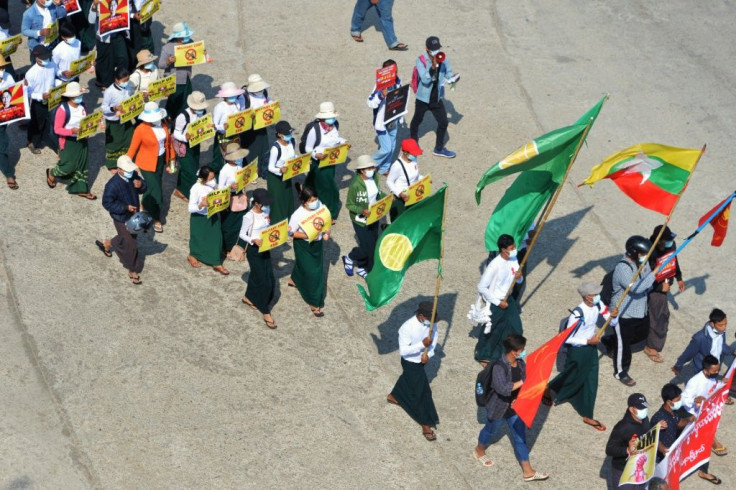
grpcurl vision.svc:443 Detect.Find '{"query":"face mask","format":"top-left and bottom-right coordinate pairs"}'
top-left (117, 81), bottom-right (129, 89)
top-left (232, 158), bottom-right (244, 166)
top-left (635, 408), bottom-right (649, 420)
top-left (261, 205), bottom-right (270, 215)
top-left (364, 170), bottom-right (375, 179)
top-left (508, 249), bottom-right (518, 259)
top-left (250, 90), bottom-right (264, 97)
top-left (194, 109), bottom-right (205, 116)
top-left (39, 59), bottom-right (49, 67)
top-left (206, 179), bottom-right (217, 189)
top-left (638, 256), bottom-right (646, 264)
top-left (43, 0), bottom-right (52, 7)
top-left (145, 62), bottom-right (156, 71)
top-left (151, 121), bottom-right (162, 127)
top-left (307, 199), bottom-right (320, 210)
top-left (422, 320), bottom-right (431, 327)
top-left (407, 154), bottom-right (417, 162)
top-left (430, 49), bottom-right (440, 56)
top-left (282, 134), bottom-right (293, 142)
top-left (672, 400), bottom-right (682, 410)
top-left (73, 95), bottom-right (83, 104)
top-left (182, 38), bottom-right (192, 44)
top-left (708, 373), bottom-right (720, 380)
top-left (593, 294), bottom-right (601, 304)
top-left (123, 170), bottom-right (134, 179)
top-left (64, 37), bottom-right (76, 45)
top-left (516, 349), bottom-right (527, 360)
top-left (324, 118), bottom-right (336, 125)
top-left (664, 240), bottom-right (674, 248)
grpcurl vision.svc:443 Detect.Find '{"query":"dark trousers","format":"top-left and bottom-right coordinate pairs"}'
top-left (0, 125), bottom-right (12, 179)
top-left (130, 19), bottom-right (155, 54)
top-left (96, 35), bottom-right (132, 87)
top-left (647, 291), bottom-right (670, 352)
top-left (605, 316), bottom-right (649, 378)
top-left (27, 100), bottom-right (58, 151)
top-left (111, 220), bottom-right (142, 273)
top-left (409, 99), bottom-right (448, 151)
top-left (348, 221), bottom-right (379, 272)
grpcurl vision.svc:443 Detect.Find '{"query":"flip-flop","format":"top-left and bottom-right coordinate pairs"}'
top-left (473, 451), bottom-right (494, 467)
top-left (523, 472), bottom-right (549, 482)
top-left (351, 34), bottom-right (363, 42)
top-left (153, 223), bottom-right (163, 233)
top-left (6, 179), bottom-right (18, 190)
top-left (645, 351), bottom-right (664, 363)
top-left (76, 192), bottom-right (97, 200)
top-left (389, 43), bottom-right (409, 51)
top-left (264, 316), bottom-right (277, 329)
top-left (187, 255), bottom-right (201, 268)
top-left (699, 473), bottom-right (722, 485)
top-left (712, 445), bottom-right (728, 456)
top-left (213, 266), bottom-right (230, 276)
top-left (95, 240), bottom-right (112, 257)
top-left (128, 272), bottom-right (142, 285)
top-left (45, 168), bottom-right (56, 188)
top-left (241, 297), bottom-right (258, 310)
top-left (583, 419), bottom-right (607, 432)
top-left (311, 307), bottom-right (324, 318)
top-left (422, 429), bottom-right (436, 441)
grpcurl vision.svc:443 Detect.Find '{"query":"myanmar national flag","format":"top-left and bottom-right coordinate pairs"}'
top-left (582, 143), bottom-right (702, 215)
top-left (358, 185), bottom-right (447, 310)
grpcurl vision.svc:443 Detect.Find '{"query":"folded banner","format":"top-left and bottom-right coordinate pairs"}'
top-left (0, 34), bottom-right (22, 57)
top-left (365, 194), bottom-right (394, 225)
top-left (283, 154), bottom-right (311, 181)
top-left (77, 111), bottom-right (103, 139)
top-left (46, 20), bottom-right (59, 45)
top-left (620, 424), bottom-right (660, 486)
top-left (119, 92), bottom-right (144, 123)
top-left (47, 82), bottom-right (69, 111)
top-left (187, 114), bottom-right (215, 147)
top-left (405, 174), bottom-right (431, 206)
top-left (175, 41), bottom-right (206, 67)
top-left (206, 188), bottom-right (230, 218)
top-left (69, 52), bottom-right (96, 78)
top-left (226, 109), bottom-right (254, 138)
top-left (147, 74), bottom-right (176, 101)
top-left (253, 101), bottom-right (280, 130)
top-left (138, 0), bottom-right (160, 23)
top-left (63, 0), bottom-right (82, 15)
top-left (318, 143), bottom-right (349, 168)
top-left (299, 206), bottom-right (332, 242)
top-left (234, 160), bottom-right (257, 193)
top-left (0, 82), bottom-right (30, 126)
top-left (259, 219), bottom-right (288, 253)
top-left (98, 0), bottom-right (130, 36)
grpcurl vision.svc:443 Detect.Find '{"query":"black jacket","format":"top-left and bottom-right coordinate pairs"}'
top-left (605, 410), bottom-right (651, 470)
top-left (102, 173), bottom-right (147, 223)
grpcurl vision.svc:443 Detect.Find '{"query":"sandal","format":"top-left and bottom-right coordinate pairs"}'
top-left (213, 265), bottom-right (230, 275)
top-left (95, 240), bottom-right (112, 257)
top-left (263, 315), bottom-right (277, 329)
top-left (76, 192), bottom-right (97, 200)
top-left (523, 472), bottom-right (549, 482)
top-left (6, 178), bottom-right (18, 190)
top-left (644, 348), bottom-right (664, 363)
top-left (173, 189), bottom-right (189, 202)
top-left (421, 427), bottom-right (436, 441)
top-left (583, 418), bottom-right (606, 432)
top-left (725, 397), bottom-right (734, 406)
top-left (187, 255), bottom-right (201, 268)
top-left (389, 42), bottom-right (409, 51)
top-left (128, 272), bottom-right (142, 285)
top-left (310, 306), bottom-right (324, 318)
top-left (712, 445), bottom-right (728, 456)
top-left (241, 297), bottom-right (258, 310)
top-left (153, 222), bottom-right (163, 233)
top-left (699, 473), bottom-right (722, 485)
top-left (473, 451), bottom-right (494, 467)
top-left (46, 168), bottom-right (56, 188)
top-left (351, 34), bottom-right (363, 42)
top-left (287, 279), bottom-right (295, 288)
top-left (386, 394), bottom-right (400, 406)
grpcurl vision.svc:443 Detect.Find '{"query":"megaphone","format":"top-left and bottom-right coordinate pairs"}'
top-left (435, 51), bottom-right (446, 63)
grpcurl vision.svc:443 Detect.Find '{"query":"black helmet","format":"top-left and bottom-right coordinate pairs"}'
top-left (125, 211), bottom-right (153, 233)
top-left (625, 235), bottom-right (651, 259)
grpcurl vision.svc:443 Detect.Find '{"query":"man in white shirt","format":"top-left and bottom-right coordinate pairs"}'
top-left (387, 137), bottom-right (423, 221)
top-left (24, 44), bottom-right (58, 154)
top-left (52, 23), bottom-right (81, 83)
top-left (387, 301), bottom-right (440, 441)
top-left (475, 234), bottom-right (524, 364)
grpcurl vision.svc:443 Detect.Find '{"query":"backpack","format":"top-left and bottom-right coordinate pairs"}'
top-left (410, 55), bottom-right (428, 94)
top-left (50, 100), bottom-right (87, 139)
top-left (298, 119), bottom-right (339, 154)
top-left (475, 360), bottom-right (501, 407)
top-left (600, 259), bottom-right (635, 306)
top-left (241, 87), bottom-right (269, 109)
top-left (272, 138), bottom-right (296, 163)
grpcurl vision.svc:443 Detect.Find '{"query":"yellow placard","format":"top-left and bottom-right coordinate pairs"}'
top-left (282, 153), bottom-right (311, 181)
top-left (0, 34), bottom-right (22, 57)
top-left (225, 109), bottom-right (254, 138)
top-left (405, 174), bottom-right (431, 206)
top-left (258, 219), bottom-right (288, 253)
top-left (68, 52), bottom-right (96, 78)
top-left (252, 100), bottom-right (280, 130)
top-left (47, 82), bottom-right (68, 110)
top-left (365, 194), bottom-right (394, 225)
top-left (318, 143), bottom-right (349, 168)
top-left (187, 114), bottom-right (215, 147)
top-left (138, 0), bottom-right (160, 23)
top-left (299, 206), bottom-right (332, 242)
top-left (119, 92), bottom-right (145, 123)
top-left (234, 160), bottom-right (257, 193)
top-left (206, 187), bottom-right (230, 218)
top-left (46, 20), bottom-right (59, 45)
top-left (175, 40), bottom-right (206, 67)
top-left (77, 110), bottom-right (103, 139)
top-left (146, 74), bottom-right (175, 101)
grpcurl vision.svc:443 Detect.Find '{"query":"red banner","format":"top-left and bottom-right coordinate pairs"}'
top-left (375, 64), bottom-right (397, 91)
top-left (654, 251), bottom-right (677, 282)
top-left (98, 0), bottom-right (130, 36)
top-left (0, 82), bottom-right (30, 126)
top-left (513, 325), bottom-right (575, 428)
top-left (699, 195), bottom-right (732, 247)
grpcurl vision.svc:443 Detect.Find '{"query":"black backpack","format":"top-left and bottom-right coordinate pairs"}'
top-left (600, 259), bottom-right (635, 306)
top-left (298, 119), bottom-right (339, 154)
top-left (475, 360), bottom-right (501, 407)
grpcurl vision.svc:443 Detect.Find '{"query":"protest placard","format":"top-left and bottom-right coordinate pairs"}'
top-left (235, 160), bottom-right (258, 193)
top-left (175, 41), bottom-right (206, 67)
top-left (187, 114), bottom-right (215, 147)
top-left (405, 174), bottom-right (431, 206)
top-left (253, 101), bottom-right (280, 130)
top-left (77, 111), bottom-right (103, 139)
top-left (318, 143), bottom-right (349, 168)
top-left (119, 92), bottom-right (145, 123)
top-left (365, 194), bottom-right (394, 225)
top-left (69, 52), bottom-right (96, 78)
top-left (258, 219), bottom-right (288, 253)
top-left (0, 34), bottom-right (22, 57)
top-left (206, 188), bottom-right (230, 218)
top-left (384, 85), bottom-right (410, 124)
top-left (299, 206), bottom-right (332, 242)
top-left (98, 0), bottom-right (130, 36)
top-left (0, 82), bottom-right (30, 126)
top-left (226, 109), bottom-right (254, 138)
top-left (138, 0), bottom-right (160, 23)
top-left (283, 154), bottom-right (311, 181)
top-left (375, 64), bottom-right (397, 91)
top-left (146, 74), bottom-right (176, 101)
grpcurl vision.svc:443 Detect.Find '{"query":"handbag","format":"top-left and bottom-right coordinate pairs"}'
top-left (172, 138), bottom-right (187, 158)
top-left (226, 211), bottom-right (255, 262)
top-left (230, 193), bottom-right (249, 212)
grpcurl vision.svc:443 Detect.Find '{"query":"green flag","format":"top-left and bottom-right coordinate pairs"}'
top-left (358, 185), bottom-right (447, 310)
top-left (478, 96), bottom-right (606, 251)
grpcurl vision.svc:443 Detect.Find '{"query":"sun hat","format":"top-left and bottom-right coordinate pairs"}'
top-left (315, 101), bottom-right (338, 120)
top-left (223, 142), bottom-right (249, 161)
top-left (138, 101), bottom-right (167, 123)
top-left (167, 22), bottom-right (194, 41)
top-left (117, 155), bottom-right (138, 172)
top-left (245, 74), bottom-right (270, 93)
top-left (354, 155), bottom-right (377, 170)
top-left (186, 91), bottom-right (208, 111)
top-left (401, 138), bottom-right (423, 156)
top-left (216, 82), bottom-right (245, 98)
top-left (61, 81), bottom-right (88, 98)
top-left (135, 49), bottom-right (158, 68)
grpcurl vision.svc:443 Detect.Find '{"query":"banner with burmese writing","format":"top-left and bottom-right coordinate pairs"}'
top-left (147, 74), bottom-right (175, 101)
top-left (258, 219), bottom-right (288, 253)
top-left (226, 109), bottom-right (254, 138)
top-left (175, 41), bottom-right (206, 67)
top-left (299, 206), bottom-right (332, 242)
top-left (365, 194), bottom-right (393, 225)
top-left (405, 174), bottom-right (431, 206)
top-left (253, 101), bottom-right (280, 130)
top-left (138, 0), bottom-right (160, 23)
top-left (69, 51), bottom-right (96, 78)
top-left (235, 160), bottom-right (257, 193)
top-left (119, 92), bottom-right (144, 123)
top-left (47, 82), bottom-right (68, 111)
top-left (187, 114), bottom-right (215, 147)
top-left (63, 0), bottom-right (82, 15)
top-left (206, 188), bottom-right (230, 218)
top-left (0, 34), bottom-right (22, 57)
top-left (77, 111), bottom-right (103, 139)
top-left (318, 143), bottom-right (349, 168)
top-left (282, 153), bottom-right (311, 181)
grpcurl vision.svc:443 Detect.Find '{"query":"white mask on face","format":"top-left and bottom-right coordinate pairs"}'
top-left (364, 170), bottom-right (375, 178)
top-left (635, 408), bottom-right (649, 420)
top-left (206, 179), bottom-right (217, 189)
top-left (672, 400), bottom-right (682, 410)
top-left (508, 248), bottom-right (518, 259)
top-left (307, 199), bottom-right (320, 211)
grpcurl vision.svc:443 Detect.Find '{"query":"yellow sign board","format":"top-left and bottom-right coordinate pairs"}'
top-left (69, 52), bottom-right (96, 78)
top-left (225, 109), bottom-right (254, 138)
top-left (252, 101), bottom-right (280, 130)
top-left (46, 20), bottom-right (59, 45)
top-left (47, 82), bottom-right (69, 111)
top-left (0, 34), bottom-right (22, 57)
top-left (187, 114), bottom-right (215, 147)
top-left (318, 143), bottom-right (349, 168)
top-left (146, 74), bottom-right (175, 101)
top-left (282, 153), bottom-right (311, 181)
top-left (299, 206), bottom-right (332, 242)
top-left (77, 110), bottom-right (103, 140)
top-left (206, 187), bottom-right (230, 218)
top-left (138, 0), bottom-right (161, 23)
top-left (258, 219), bottom-right (288, 253)
top-left (365, 194), bottom-right (393, 225)
top-left (234, 160), bottom-right (257, 193)
top-left (119, 92), bottom-right (145, 123)
top-left (175, 40), bottom-right (206, 67)
top-left (405, 174), bottom-right (431, 206)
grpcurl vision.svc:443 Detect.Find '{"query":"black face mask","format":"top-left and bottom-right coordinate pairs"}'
top-left (707, 373), bottom-right (720, 380)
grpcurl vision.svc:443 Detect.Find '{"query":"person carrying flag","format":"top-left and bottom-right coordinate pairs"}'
top-left (544, 282), bottom-right (618, 431)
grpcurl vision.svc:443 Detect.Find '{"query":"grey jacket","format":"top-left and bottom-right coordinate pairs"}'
top-left (611, 255), bottom-right (655, 319)
top-left (486, 355), bottom-right (526, 421)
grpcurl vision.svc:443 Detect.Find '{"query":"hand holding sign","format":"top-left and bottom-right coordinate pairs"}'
top-left (365, 194), bottom-right (394, 225)
top-left (405, 174), bottom-right (431, 206)
top-left (258, 219), bottom-right (288, 252)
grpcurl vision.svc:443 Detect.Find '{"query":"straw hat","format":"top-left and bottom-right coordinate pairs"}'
top-left (354, 155), bottom-right (377, 170)
top-left (61, 82), bottom-right (89, 98)
top-left (215, 82), bottom-right (245, 98)
top-left (138, 101), bottom-right (167, 123)
top-left (186, 91), bottom-right (208, 111)
top-left (167, 22), bottom-right (194, 41)
top-left (245, 74), bottom-right (270, 93)
top-left (315, 101), bottom-right (338, 119)
top-left (0, 57), bottom-right (11, 67)
top-left (223, 142), bottom-right (249, 161)
top-left (135, 49), bottom-right (157, 68)
top-left (117, 155), bottom-right (138, 172)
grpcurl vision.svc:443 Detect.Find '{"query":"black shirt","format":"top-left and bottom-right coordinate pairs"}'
top-left (428, 66), bottom-right (439, 104)
top-left (650, 406), bottom-right (683, 462)
top-left (504, 364), bottom-right (522, 418)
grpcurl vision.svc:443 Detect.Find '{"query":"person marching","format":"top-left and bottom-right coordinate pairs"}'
top-left (474, 234), bottom-right (524, 364)
top-left (47, 82), bottom-right (96, 199)
top-left (650, 384), bottom-right (694, 464)
top-left (605, 393), bottom-right (655, 489)
top-left (0, 57), bottom-right (17, 189)
top-left (367, 59), bottom-right (401, 175)
top-left (672, 308), bottom-right (733, 377)
top-left (387, 301), bottom-right (440, 441)
top-left (0, 9), bottom-right (19, 81)
top-left (159, 22), bottom-right (195, 119)
top-left (645, 225), bottom-right (685, 363)
top-left (239, 188), bottom-right (278, 329)
top-left (98, 155), bottom-right (148, 285)
top-left (52, 23), bottom-right (81, 84)
top-left (172, 91), bottom-right (208, 202)
top-left (101, 67), bottom-right (134, 172)
top-left (21, 0), bottom-right (67, 64)
top-left (24, 45), bottom-right (58, 155)
top-left (342, 155), bottom-right (384, 279)
top-left (212, 81), bottom-right (245, 175)
top-left (129, 49), bottom-right (159, 100)
top-left (266, 120), bottom-right (297, 225)
top-left (239, 73), bottom-right (271, 179)
top-left (473, 334), bottom-right (549, 481)
top-left (287, 185), bottom-right (331, 317)
top-left (130, 0), bottom-right (154, 54)
top-left (187, 166), bottom-right (229, 275)
top-left (218, 142), bottom-right (249, 253)
top-left (127, 101), bottom-right (174, 233)
top-left (386, 137), bottom-right (423, 221)
top-left (544, 281), bottom-right (619, 432)
top-left (88, 0), bottom-right (131, 90)
top-left (303, 101), bottom-right (347, 222)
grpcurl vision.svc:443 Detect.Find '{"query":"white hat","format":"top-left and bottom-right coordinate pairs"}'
top-left (186, 91), bottom-right (209, 110)
top-left (138, 101), bottom-right (167, 123)
top-left (246, 74), bottom-right (270, 93)
top-left (315, 101), bottom-right (338, 120)
top-left (117, 155), bottom-right (138, 172)
top-left (223, 142), bottom-right (249, 161)
top-left (215, 82), bottom-right (245, 98)
top-left (168, 22), bottom-right (194, 41)
top-left (61, 82), bottom-right (88, 98)
top-left (354, 155), bottom-right (376, 170)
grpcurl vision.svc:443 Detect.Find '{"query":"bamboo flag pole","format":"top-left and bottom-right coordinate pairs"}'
top-left (594, 144), bottom-right (707, 339)
top-left (424, 187), bottom-right (449, 357)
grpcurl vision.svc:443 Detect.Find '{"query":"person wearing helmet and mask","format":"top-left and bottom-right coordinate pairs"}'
top-left (601, 236), bottom-right (656, 387)
top-left (98, 155), bottom-right (148, 285)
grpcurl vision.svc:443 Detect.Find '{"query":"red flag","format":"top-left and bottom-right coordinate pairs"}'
top-left (513, 325), bottom-right (575, 428)
top-left (699, 195), bottom-right (732, 246)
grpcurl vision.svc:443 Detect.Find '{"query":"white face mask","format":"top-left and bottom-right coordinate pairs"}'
top-left (635, 408), bottom-right (648, 420)
top-left (364, 170), bottom-right (375, 178)
top-left (593, 294), bottom-right (601, 304)
top-left (206, 179), bottom-right (217, 189)
top-left (672, 400), bottom-right (682, 410)
top-left (307, 199), bottom-right (320, 211)
top-left (508, 248), bottom-right (518, 259)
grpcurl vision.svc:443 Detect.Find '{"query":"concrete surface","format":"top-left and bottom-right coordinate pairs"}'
top-left (1, 0), bottom-right (734, 488)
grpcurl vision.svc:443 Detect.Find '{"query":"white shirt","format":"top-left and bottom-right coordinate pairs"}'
top-left (681, 371), bottom-right (721, 414)
top-left (288, 204), bottom-right (327, 241)
top-left (239, 210), bottom-right (271, 245)
top-left (213, 100), bottom-right (243, 133)
top-left (478, 255), bottom-right (523, 306)
top-left (398, 315), bottom-right (439, 363)
top-left (25, 62), bottom-right (57, 101)
top-left (151, 125), bottom-right (166, 155)
top-left (36, 3), bottom-right (52, 44)
top-left (245, 91), bottom-right (268, 109)
top-left (386, 156), bottom-right (422, 197)
top-left (188, 181), bottom-right (216, 215)
top-left (130, 68), bottom-right (158, 94)
top-left (218, 162), bottom-right (242, 191)
top-left (65, 103), bottom-right (86, 129)
top-left (52, 39), bottom-right (81, 82)
top-left (365, 178), bottom-right (379, 205)
top-left (304, 123), bottom-right (346, 158)
top-left (102, 83), bottom-right (132, 121)
top-left (268, 140), bottom-right (295, 176)
top-left (173, 109), bottom-right (202, 142)
top-left (707, 324), bottom-right (724, 360)
top-left (0, 71), bottom-right (16, 92)
top-left (564, 301), bottom-right (615, 346)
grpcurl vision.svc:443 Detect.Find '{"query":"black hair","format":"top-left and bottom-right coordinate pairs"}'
top-left (661, 383), bottom-right (681, 403)
top-left (297, 184), bottom-right (318, 204)
top-left (59, 22), bottom-right (77, 39)
top-left (710, 308), bottom-right (727, 323)
top-left (648, 477), bottom-right (668, 490)
top-left (114, 67), bottom-right (130, 81)
top-left (382, 59), bottom-right (396, 68)
top-left (197, 166), bottom-right (213, 181)
top-left (702, 355), bottom-right (719, 369)
top-left (497, 234), bottom-right (515, 251)
top-left (503, 333), bottom-right (526, 353)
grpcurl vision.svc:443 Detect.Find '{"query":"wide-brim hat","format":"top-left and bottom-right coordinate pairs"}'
top-left (354, 155), bottom-right (376, 170)
top-left (167, 22), bottom-right (194, 41)
top-left (186, 91), bottom-right (208, 110)
top-left (223, 142), bottom-right (249, 161)
top-left (246, 73), bottom-right (270, 93)
top-left (216, 81), bottom-right (244, 98)
top-left (139, 101), bottom-right (167, 122)
top-left (62, 81), bottom-right (89, 98)
top-left (136, 49), bottom-right (158, 67)
top-left (0, 57), bottom-right (11, 67)
top-left (315, 101), bottom-right (338, 120)
top-left (117, 155), bottom-right (138, 172)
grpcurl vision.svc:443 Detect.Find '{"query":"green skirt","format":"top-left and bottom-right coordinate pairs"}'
top-left (305, 162), bottom-right (340, 220)
top-left (221, 204), bottom-right (246, 252)
top-left (210, 133), bottom-right (226, 175)
top-left (474, 297), bottom-right (524, 362)
top-left (140, 155), bottom-right (165, 221)
top-left (189, 212), bottom-right (223, 266)
top-left (267, 172), bottom-right (295, 225)
top-left (51, 138), bottom-right (89, 194)
top-left (176, 144), bottom-right (201, 195)
top-left (548, 344), bottom-right (599, 418)
top-left (391, 358), bottom-right (439, 426)
top-left (292, 239), bottom-right (325, 308)
top-left (245, 243), bottom-right (275, 314)
top-left (165, 78), bottom-right (192, 120)
top-left (104, 120), bottom-right (134, 169)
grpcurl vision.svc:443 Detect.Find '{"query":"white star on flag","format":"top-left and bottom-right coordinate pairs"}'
top-left (619, 152), bottom-right (663, 184)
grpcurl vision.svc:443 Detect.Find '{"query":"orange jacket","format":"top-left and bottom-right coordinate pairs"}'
top-left (127, 123), bottom-right (174, 172)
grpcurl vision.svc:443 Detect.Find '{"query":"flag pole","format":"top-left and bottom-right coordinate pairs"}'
top-left (594, 144), bottom-right (707, 339)
top-left (424, 187), bottom-right (449, 355)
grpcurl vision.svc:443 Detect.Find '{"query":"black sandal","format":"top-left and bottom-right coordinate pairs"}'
top-left (95, 240), bottom-right (112, 257)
